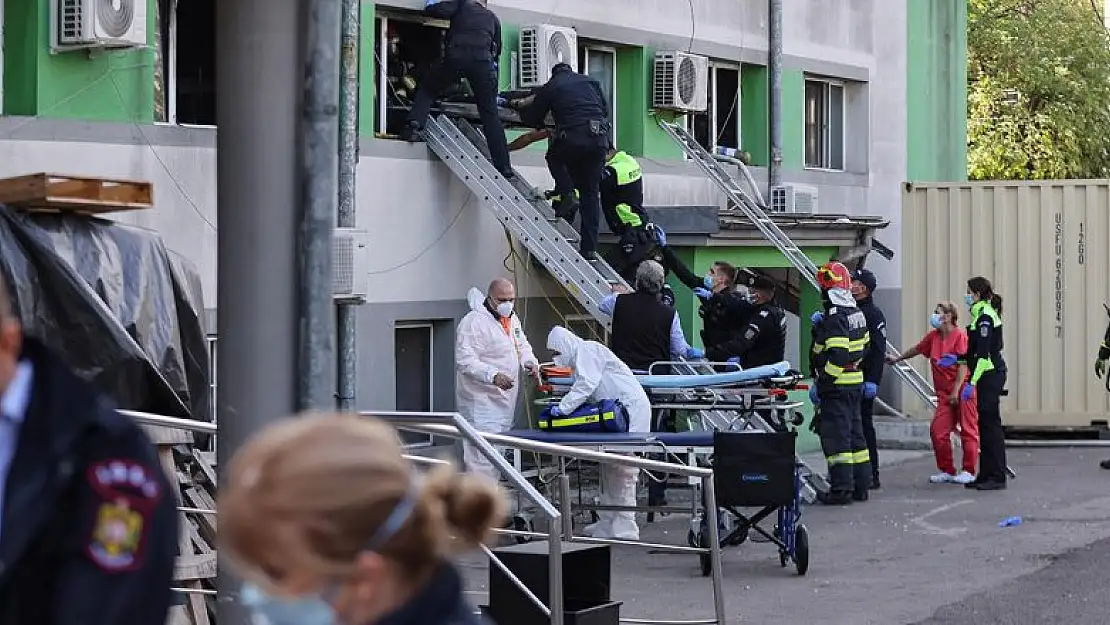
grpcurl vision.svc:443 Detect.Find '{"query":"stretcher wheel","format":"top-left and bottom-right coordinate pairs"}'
top-left (794, 525), bottom-right (810, 576)
top-left (698, 527), bottom-right (712, 577)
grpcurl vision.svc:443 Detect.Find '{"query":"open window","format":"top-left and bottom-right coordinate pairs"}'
top-left (155, 0), bottom-right (216, 126)
top-left (375, 11), bottom-right (480, 138)
top-left (684, 63), bottom-right (741, 153)
top-left (578, 44), bottom-right (617, 133)
top-left (804, 77), bottom-right (845, 170)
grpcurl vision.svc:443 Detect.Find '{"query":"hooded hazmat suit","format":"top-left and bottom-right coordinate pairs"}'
top-left (547, 325), bottom-right (651, 540)
top-left (456, 287), bottom-right (538, 481)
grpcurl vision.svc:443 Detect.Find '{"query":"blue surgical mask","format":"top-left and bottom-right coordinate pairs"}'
top-left (240, 488), bottom-right (419, 625)
top-left (704, 275), bottom-right (714, 289)
top-left (929, 313), bottom-right (943, 329)
top-left (965, 294), bottom-right (975, 308)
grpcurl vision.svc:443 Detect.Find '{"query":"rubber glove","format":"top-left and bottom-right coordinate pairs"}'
top-left (693, 287), bottom-right (712, 300)
top-left (808, 385), bottom-right (820, 405)
top-left (937, 353), bottom-right (959, 368)
top-left (810, 311), bottom-right (824, 325)
top-left (685, 347), bottom-right (705, 360)
top-left (496, 96), bottom-right (508, 108)
top-left (548, 405), bottom-right (563, 417)
top-left (651, 224), bottom-right (667, 247)
top-left (1096, 358), bottom-right (1107, 379)
top-left (960, 383), bottom-right (974, 402)
top-left (863, 381), bottom-right (878, 400)
top-left (492, 61), bottom-right (499, 73)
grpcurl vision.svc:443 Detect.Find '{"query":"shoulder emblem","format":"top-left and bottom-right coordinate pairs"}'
top-left (979, 323), bottom-right (990, 338)
top-left (85, 459), bottom-right (164, 573)
top-left (828, 307), bottom-right (838, 315)
top-left (759, 310), bottom-right (769, 317)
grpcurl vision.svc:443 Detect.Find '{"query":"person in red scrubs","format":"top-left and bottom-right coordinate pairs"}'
top-left (887, 301), bottom-right (979, 484)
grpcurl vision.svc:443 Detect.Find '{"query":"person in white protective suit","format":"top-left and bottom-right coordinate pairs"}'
top-left (456, 279), bottom-right (539, 482)
top-left (547, 325), bottom-right (652, 541)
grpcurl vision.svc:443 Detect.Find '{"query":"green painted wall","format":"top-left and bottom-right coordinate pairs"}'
top-left (4, 0), bottom-right (155, 120)
top-left (740, 65), bottom-right (769, 166)
top-left (779, 69), bottom-right (805, 170)
top-left (615, 46), bottom-right (683, 161)
top-left (358, 1), bottom-right (377, 136)
top-left (906, 0), bottom-right (968, 181)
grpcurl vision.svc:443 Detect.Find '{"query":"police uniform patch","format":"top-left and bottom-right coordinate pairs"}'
top-left (85, 459), bottom-right (163, 573)
top-left (979, 323), bottom-right (990, 338)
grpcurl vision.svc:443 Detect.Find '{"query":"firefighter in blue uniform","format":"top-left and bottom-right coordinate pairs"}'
top-left (1097, 304), bottom-right (1110, 470)
top-left (510, 63), bottom-right (611, 260)
top-left (809, 261), bottom-right (873, 505)
top-left (850, 268), bottom-right (887, 489)
top-left (0, 274), bottom-right (178, 624)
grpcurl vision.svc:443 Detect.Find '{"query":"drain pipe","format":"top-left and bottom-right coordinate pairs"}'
top-left (336, 0), bottom-right (361, 411)
top-left (768, 0), bottom-right (784, 189)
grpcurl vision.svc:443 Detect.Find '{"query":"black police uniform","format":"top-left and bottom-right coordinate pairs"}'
top-left (407, 0), bottom-right (512, 176)
top-left (854, 291), bottom-right (887, 487)
top-left (1098, 317), bottom-right (1110, 469)
top-left (959, 300), bottom-right (1008, 488)
top-left (0, 338), bottom-right (178, 624)
top-left (659, 247), bottom-right (751, 357)
top-left (380, 564), bottom-right (488, 625)
top-left (518, 64), bottom-right (610, 257)
top-left (811, 296), bottom-right (872, 502)
top-left (704, 276), bottom-right (786, 369)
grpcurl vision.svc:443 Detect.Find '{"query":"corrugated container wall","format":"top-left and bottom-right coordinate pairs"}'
top-left (901, 181), bottom-right (1110, 428)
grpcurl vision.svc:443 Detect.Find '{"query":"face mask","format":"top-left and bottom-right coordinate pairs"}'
top-left (965, 294), bottom-right (975, 308)
top-left (496, 301), bottom-right (514, 317)
top-left (929, 313), bottom-right (943, 329)
top-left (241, 487), bottom-right (419, 625)
top-left (704, 275), bottom-right (714, 290)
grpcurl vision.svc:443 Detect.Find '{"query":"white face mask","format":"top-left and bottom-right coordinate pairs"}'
top-left (495, 301), bottom-right (514, 317)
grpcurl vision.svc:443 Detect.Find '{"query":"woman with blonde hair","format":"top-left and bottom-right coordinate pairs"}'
top-left (220, 412), bottom-right (505, 625)
top-left (887, 301), bottom-right (979, 484)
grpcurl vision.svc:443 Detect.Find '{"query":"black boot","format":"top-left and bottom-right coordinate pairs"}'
top-left (853, 489), bottom-right (869, 502)
top-left (554, 196), bottom-right (580, 221)
top-left (402, 121), bottom-right (424, 143)
top-left (870, 473), bottom-right (881, 490)
top-left (1100, 458), bottom-right (1110, 470)
top-left (817, 490), bottom-right (853, 506)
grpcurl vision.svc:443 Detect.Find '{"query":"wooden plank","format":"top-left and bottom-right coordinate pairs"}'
top-left (192, 448), bottom-right (217, 488)
top-left (174, 552), bottom-right (217, 581)
top-left (186, 580), bottom-right (212, 625)
top-left (142, 423), bottom-right (195, 446)
top-left (165, 605), bottom-right (192, 625)
top-left (0, 173), bottom-right (153, 214)
top-left (184, 487), bottom-right (218, 544)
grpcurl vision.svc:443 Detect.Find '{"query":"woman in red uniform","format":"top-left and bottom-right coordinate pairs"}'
top-left (887, 301), bottom-right (979, 484)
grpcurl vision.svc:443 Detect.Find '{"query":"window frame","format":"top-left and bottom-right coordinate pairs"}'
top-left (155, 0), bottom-right (217, 129)
top-left (578, 44), bottom-right (619, 133)
top-left (803, 77), bottom-right (846, 172)
top-left (683, 62), bottom-right (742, 155)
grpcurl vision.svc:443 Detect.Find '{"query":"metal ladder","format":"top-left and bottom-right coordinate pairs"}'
top-left (422, 115), bottom-right (629, 328)
top-left (656, 118), bottom-right (940, 410)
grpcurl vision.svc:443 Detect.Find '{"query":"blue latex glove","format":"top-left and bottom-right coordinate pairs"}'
top-left (960, 383), bottom-right (974, 402)
top-left (496, 96), bottom-right (508, 108)
top-left (810, 310), bottom-right (824, 325)
top-left (650, 224), bottom-right (667, 247)
top-left (937, 353), bottom-right (959, 368)
top-left (492, 60), bottom-right (500, 73)
top-left (808, 385), bottom-right (820, 405)
top-left (863, 382), bottom-right (878, 399)
top-left (548, 405), bottom-right (563, 417)
top-left (727, 356), bottom-right (740, 364)
top-left (693, 287), bottom-right (712, 300)
top-left (685, 347), bottom-right (705, 360)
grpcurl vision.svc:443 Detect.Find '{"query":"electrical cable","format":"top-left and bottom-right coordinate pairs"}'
top-left (366, 196), bottom-right (472, 275)
top-left (686, 0), bottom-right (697, 53)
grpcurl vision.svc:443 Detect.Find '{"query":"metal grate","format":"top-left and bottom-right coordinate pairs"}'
top-left (652, 56), bottom-right (676, 108)
top-left (676, 56), bottom-right (697, 105)
top-left (59, 0), bottom-right (85, 44)
top-left (332, 233), bottom-right (355, 295)
top-left (518, 27), bottom-right (540, 87)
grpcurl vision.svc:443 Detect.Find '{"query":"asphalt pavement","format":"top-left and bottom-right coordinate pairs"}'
top-left (459, 446), bottom-right (1110, 624)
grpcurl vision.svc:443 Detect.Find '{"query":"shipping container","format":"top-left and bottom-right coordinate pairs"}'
top-left (901, 180), bottom-right (1110, 428)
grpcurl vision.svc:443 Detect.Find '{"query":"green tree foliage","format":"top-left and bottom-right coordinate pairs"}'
top-left (967, 0), bottom-right (1110, 179)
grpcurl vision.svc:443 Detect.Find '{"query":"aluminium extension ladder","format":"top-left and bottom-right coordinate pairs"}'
top-left (424, 114), bottom-right (832, 498)
top-left (656, 118), bottom-right (1017, 480)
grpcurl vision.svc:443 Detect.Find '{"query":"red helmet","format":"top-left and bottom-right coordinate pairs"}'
top-left (816, 261), bottom-right (851, 291)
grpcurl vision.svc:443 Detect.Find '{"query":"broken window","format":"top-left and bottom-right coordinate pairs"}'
top-left (155, 0), bottom-right (216, 126)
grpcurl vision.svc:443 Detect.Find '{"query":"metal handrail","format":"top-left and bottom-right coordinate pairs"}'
top-left (121, 409), bottom-right (218, 434)
top-left (363, 411), bottom-right (727, 625)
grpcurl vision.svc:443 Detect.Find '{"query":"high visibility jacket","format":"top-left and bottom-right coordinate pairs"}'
top-left (811, 304), bottom-right (870, 392)
top-left (600, 151), bottom-right (649, 233)
top-left (961, 300), bottom-right (1006, 384)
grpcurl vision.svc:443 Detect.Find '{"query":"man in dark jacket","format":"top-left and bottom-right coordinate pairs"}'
top-left (705, 274), bottom-right (787, 369)
top-left (0, 273), bottom-right (178, 624)
top-left (851, 268), bottom-right (887, 489)
top-left (659, 249), bottom-right (750, 364)
top-left (1096, 304), bottom-right (1110, 470)
top-left (511, 63), bottom-right (611, 259)
top-left (406, 0), bottom-right (513, 177)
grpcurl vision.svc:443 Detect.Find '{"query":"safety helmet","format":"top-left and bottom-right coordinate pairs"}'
top-left (816, 261), bottom-right (851, 292)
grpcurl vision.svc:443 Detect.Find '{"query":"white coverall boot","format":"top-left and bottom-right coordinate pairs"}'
top-left (593, 464), bottom-right (641, 541)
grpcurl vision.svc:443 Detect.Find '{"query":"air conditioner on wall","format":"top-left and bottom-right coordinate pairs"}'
top-left (770, 184), bottom-right (819, 214)
top-left (52, 0), bottom-right (148, 51)
top-left (333, 228), bottom-right (371, 302)
top-left (518, 25), bottom-right (579, 89)
top-left (652, 51), bottom-right (709, 113)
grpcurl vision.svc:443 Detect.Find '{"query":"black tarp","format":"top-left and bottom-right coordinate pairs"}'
top-left (0, 206), bottom-right (210, 422)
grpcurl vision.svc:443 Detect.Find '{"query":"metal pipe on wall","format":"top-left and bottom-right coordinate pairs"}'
top-left (215, 0), bottom-right (303, 621)
top-left (336, 0), bottom-right (361, 411)
top-left (768, 0), bottom-right (784, 189)
top-left (299, 0), bottom-right (342, 410)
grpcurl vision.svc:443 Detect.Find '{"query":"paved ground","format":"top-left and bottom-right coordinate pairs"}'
top-left (459, 446), bottom-right (1110, 624)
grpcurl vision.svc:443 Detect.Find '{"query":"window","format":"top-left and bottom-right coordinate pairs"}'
top-left (684, 64), bottom-right (741, 154)
top-left (395, 324), bottom-right (434, 412)
top-left (375, 13), bottom-right (462, 137)
top-left (578, 45), bottom-right (617, 132)
top-left (804, 78), bottom-right (845, 170)
top-left (155, 0), bottom-right (216, 126)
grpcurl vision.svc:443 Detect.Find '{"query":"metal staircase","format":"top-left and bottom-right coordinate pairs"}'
top-left (656, 118), bottom-right (940, 411)
top-left (421, 115), bottom-right (629, 327)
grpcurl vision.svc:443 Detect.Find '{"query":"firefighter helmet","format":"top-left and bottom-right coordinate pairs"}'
top-left (816, 261), bottom-right (851, 292)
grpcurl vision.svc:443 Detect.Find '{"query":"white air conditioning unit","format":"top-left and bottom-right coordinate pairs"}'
top-left (652, 51), bottom-right (709, 113)
top-left (52, 0), bottom-right (148, 51)
top-left (518, 25), bottom-right (578, 89)
top-left (770, 184), bottom-right (820, 214)
top-left (333, 228), bottom-right (371, 302)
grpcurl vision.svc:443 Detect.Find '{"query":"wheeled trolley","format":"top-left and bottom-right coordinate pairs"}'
top-left (691, 430), bottom-right (809, 577)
